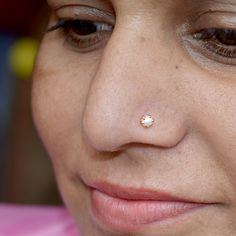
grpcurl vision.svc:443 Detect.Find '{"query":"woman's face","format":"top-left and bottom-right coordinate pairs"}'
top-left (32, 0), bottom-right (236, 235)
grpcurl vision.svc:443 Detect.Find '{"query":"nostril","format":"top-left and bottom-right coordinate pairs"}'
top-left (81, 112), bottom-right (119, 152)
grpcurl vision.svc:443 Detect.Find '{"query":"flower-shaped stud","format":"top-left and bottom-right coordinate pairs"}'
top-left (140, 115), bottom-right (154, 128)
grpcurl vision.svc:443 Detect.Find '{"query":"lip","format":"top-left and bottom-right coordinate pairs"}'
top-left (88, 181), bottom-right (202, 202)
top-left (87, 181), bottom-right (211, 233)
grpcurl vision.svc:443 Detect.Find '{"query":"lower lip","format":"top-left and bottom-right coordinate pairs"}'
top-left (90, 189), bottom-right (206, 233)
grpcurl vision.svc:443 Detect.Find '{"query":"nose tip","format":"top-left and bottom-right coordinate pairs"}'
top-left (81, 104), bottom-right (129, 152)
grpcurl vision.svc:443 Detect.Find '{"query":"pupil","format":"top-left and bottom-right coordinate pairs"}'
top-left (73, 20), bottom-right (97, 35)
top-left (217, 30), bottom-right (236, 46)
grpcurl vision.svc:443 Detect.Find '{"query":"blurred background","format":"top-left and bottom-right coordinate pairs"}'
top-left (0, 0), bottom-right (62, 205)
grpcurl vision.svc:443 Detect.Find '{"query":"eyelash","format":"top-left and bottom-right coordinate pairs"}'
top-left (48, 19), bottom-right (236, 64)
top-left (192, 28), bottom-right (236, 61)
top-left (47, 19), bottom-right (114, 52)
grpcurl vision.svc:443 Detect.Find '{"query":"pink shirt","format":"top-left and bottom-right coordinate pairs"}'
top-left (0, 204), bottom-right (80, 236)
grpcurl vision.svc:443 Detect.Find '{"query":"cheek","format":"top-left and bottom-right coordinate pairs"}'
top-left (31, 45), bottom-right (95, 168)
top-left (184, 71), bottom-right (236, 191)
top-left (202, 90), bottom-right (236, 185)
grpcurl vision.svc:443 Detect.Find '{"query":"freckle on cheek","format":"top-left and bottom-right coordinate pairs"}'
top-left (175, 65), bottom-right (179, 69)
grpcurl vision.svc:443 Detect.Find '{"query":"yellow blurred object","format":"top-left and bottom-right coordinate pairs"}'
top-left (9, 38), bottom-right (39, 80)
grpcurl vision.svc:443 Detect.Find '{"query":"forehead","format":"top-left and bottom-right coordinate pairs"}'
top-left (47, 0), bottom-right (236, 14)
top-left (47, 0), bottom-right (236, 5)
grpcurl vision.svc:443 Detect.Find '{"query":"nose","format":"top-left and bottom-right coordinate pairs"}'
top-left (82, 30), bottom-right (188, 152)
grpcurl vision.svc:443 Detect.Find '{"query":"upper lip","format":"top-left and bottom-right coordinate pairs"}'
top-left (85, 180), bottom-right (205, 203)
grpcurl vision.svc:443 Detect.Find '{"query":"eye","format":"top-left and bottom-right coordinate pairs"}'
top-left (47, 19), bottom-right (114, 52)
top-left (192, 28), bottom-right (236, 62)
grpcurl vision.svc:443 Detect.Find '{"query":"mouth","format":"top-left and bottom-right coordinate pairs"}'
top-left (86, 181), bottom-right (212, 233)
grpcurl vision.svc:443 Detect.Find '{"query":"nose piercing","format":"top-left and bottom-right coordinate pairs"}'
top-left (140, 115), bottom-right (154, 128)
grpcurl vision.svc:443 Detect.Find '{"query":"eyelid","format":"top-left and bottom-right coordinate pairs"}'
top-left (55, 5), bottom-right (115, 25)
top-left (183, 29), bottom-right (236, 67)
top-left (193, 11), bottom-right (236, 30)
top-left (45, 18), bottom-right (113, 53)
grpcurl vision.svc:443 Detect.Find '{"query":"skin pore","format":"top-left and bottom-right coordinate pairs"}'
top-left (32, 0), bottom-right (236, 235)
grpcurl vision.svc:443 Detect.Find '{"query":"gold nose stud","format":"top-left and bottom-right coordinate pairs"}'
top-left (140, 115), bottom-right (154, 128)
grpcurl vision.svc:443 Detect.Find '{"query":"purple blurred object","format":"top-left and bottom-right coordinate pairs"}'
top-left (0, 204), bottom-right (80, 236)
